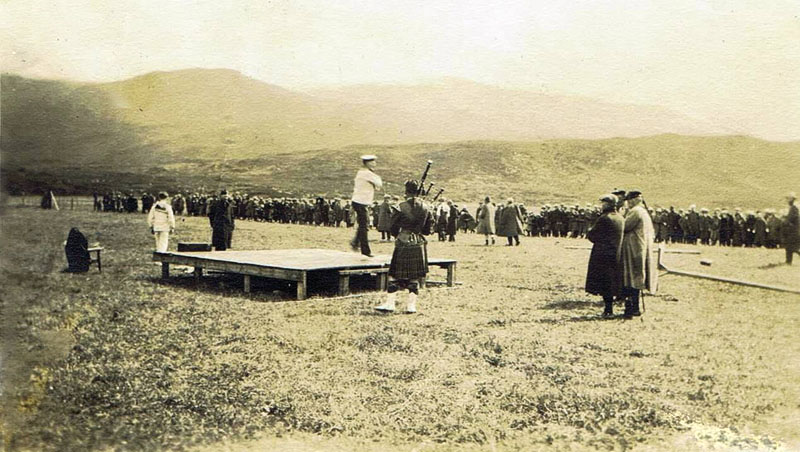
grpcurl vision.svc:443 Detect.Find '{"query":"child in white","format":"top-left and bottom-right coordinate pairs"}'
top-left (148, 192), bottom-right (175, 252)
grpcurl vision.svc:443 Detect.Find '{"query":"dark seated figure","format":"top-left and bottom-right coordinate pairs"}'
top-left (64, 227), bottom-right (90, 273)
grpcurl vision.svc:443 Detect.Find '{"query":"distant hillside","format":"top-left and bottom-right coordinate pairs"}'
top-left (306, 78), bottom-right (729, 142)
top-left (2, 70), bottom-right (798, 208)
top-left (4, 136), bottom-right (798, 210)
top-left (2, 69), bottom-right (731, 166)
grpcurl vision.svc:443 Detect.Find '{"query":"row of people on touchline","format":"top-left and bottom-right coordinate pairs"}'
top-left (97, 189), bottom-right (799, 250)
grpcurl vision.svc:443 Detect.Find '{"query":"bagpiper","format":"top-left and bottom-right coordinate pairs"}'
top-left (375, 180), bottom-right (433, 314)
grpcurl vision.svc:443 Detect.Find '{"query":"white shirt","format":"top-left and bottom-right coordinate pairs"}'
top-left (351, 168), bottom-right (382, 205)
top-left (148, 200), bottom-right (176, 232)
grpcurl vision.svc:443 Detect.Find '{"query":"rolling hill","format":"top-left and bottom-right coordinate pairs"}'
top-left (3, 69), bottom-right (731, 165)
top-left (1, 70), bottom-right (798, 208)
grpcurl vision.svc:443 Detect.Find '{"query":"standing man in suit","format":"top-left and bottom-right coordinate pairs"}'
top-left (350, 155), bottom-right (382, 257)
top-left (784, 192), bottom-right (800, 264)
top-left (209, 189), bottom-right (235, 251)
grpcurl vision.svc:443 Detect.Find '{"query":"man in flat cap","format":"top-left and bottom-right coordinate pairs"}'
top-left (783, 192), bottom-right (799, 264)
top-left (620, 190), bottom-right (657, 318)
top-left (350, 155), bottom-right (383, 257)
top-left (585, 194), bottom-right (624, 317)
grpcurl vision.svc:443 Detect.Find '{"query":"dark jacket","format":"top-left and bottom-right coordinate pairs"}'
top-left (496, 204), bottom-right (524, 237)
top-left (585, 210), bottom-right (624, 297)
top-left (209, 197), bottom-right (235, 250)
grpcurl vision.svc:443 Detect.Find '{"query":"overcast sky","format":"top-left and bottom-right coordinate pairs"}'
top-left (3, 0), bottom-right (799, 140)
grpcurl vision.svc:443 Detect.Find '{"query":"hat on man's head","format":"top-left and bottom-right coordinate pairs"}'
top-left (361, 154), bottom-right (377, 162)
top-left (612, 188), bottom-right (626, 196)
top-left (404, 179), bottom-right (419, 196)
top-left (625, 190), bottom-right (642, 200)
top-left (384, 194), bottom-right (391, 199)
top-left (599, 194), bottom-right (618, 204)
top-left (787, 192), bottom-right (797, 200)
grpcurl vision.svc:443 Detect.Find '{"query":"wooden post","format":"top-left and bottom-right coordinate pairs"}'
top-left (243, 275), bottom-right (251, 293)
top-left (296, 272), bottom-right (307, 300)
top-left (339, 274), bottom-right (350, 296)
top-left (194, 267), bottom-right (203, 283)
top-left (446, 263), bottom-right (456, 287)
top-left (71, 197), bottom-right (74, 210)
top-left (659, 247), bottom-right (800, 295)
top-left (161, 262), bottom-right (170, 279)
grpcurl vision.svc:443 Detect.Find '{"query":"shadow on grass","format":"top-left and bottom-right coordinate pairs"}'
top-left (567, 314), bottom-right (625, 322)
top-left (541, 299), bottom-right (601, 310)
top-left (148, 270), bottom-right (387, 302)
top-left (757, 262), bottom-right (789, 270)
top-left (148, 273), bottom-right (291, 301)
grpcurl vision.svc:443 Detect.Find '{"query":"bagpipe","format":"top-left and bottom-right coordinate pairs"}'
top-left (417, 160), bottom-right (444, 202)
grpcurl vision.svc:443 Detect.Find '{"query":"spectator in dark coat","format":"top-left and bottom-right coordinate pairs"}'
top-left (64, 228), bottom-right (90, 273)
top-left (585, 194), bottom-right (624, 317)
top-left (209, 190), bottom-right (235, 250)
top-left (497, 198), bottom-right (524, 246)
top-left (446, 201), bottom-right (458, 242)
top-left (784, 193), bottom-right (800, 264)
top-left (377, 195), bottom-right (393, 241)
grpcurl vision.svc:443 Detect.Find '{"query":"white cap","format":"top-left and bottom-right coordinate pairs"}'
top-left (360, 154), bottom-right (377, 161)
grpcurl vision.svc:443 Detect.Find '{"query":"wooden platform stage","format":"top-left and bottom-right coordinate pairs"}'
top-left (152, 248), bottom-right (457, 300)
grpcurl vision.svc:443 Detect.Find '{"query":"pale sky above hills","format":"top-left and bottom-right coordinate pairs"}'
top-left (2, 0), bottom-right (799, 140)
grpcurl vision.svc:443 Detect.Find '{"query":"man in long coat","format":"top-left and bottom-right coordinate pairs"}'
top-left (209, 190), bottom-right (235, 251)
top-left (476, 197), bottom-right (496, 245)
top-left (784, 192), bottom-right (800, 264)
top-left (497, 198), bottom-right (524, 246)
top-left (585, 194), bottom-right (624, 317)
top-left (446, 200), bottom-right (458, 242)
top-left (377, 195), bottom-right (393, 241)
top-left (621, 191), bottom-right (658, 319)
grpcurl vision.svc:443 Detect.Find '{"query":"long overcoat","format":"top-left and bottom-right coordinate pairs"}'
top-left (476, 203), bottom-right (496, 235)
top-left (209, 197), bottom-right (235, 250)
top-left (377, 201), bottom-right (393, 232)
top-left (585, 210), bottom-right (624, 297)
top-left (446, 205), bottom-right (458, 235)
top-left (496, 204), bottom-right (524, 237)
top-left (784, 204), bottom-right (800, 251)
top-left (621, 205), bottom-right (658, 292)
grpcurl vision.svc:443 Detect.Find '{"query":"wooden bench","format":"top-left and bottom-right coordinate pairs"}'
top-left (338, 267), bottom-right (390, 296)
top-left (87, 247), bottom-right (104, 272)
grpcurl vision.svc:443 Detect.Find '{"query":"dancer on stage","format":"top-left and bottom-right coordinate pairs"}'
top-left (375, 179), bottom-right (433, 314)
top-left (350, 155), bottom-right (382, 257)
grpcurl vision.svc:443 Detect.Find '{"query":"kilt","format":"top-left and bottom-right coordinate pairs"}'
top-left (389, 232), bottom-right (428, 280)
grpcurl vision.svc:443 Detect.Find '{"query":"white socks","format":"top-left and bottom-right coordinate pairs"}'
top-left (375, 292), bottom-right (418, 314)
top-left (375, 292), bottom-right (397, 312)
top-left (405, 292), bottom-right (417, 314)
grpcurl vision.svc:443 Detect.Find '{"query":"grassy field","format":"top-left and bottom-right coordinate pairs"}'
top-left (2, 205), bottom-right (799, 451)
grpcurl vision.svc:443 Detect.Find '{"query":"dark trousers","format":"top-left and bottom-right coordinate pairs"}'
top-left (787, 247), bottom-right (800, 264)
top-left (621, 287), bottom-right (641, 315)
top-left (351, 202), bottom-right (371, 255)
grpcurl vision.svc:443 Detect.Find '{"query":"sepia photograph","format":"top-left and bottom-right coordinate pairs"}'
top-left (1, 1), bottom-right (799, 451)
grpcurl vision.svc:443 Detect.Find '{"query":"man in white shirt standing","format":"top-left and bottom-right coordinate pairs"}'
top-left (148, 191), bottom-right (176, 253)
top-left (350, 155), bottom-right (383, 257)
